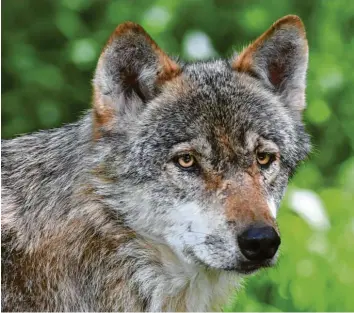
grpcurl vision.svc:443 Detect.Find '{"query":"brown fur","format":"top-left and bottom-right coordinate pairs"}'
top-left (223, 173), bottom-right (274, 227)
top-left (92, 84), bottom-right (116, 140)
top-left (202, 165), bottom-right (275, 229)
top-left (2, 212), bottom-right (140, 311)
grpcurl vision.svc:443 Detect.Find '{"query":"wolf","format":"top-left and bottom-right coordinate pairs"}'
top-left (1, 15), bottom-right (310, 311)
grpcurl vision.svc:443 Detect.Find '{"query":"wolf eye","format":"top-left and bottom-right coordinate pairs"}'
top-left (256, 152), bottom-right (275, 167)
top-left (175, 153), bottom-right (196, 169)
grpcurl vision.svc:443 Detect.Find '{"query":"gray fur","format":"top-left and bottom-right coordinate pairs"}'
top-left (2, 15), bottom-right (310, 312)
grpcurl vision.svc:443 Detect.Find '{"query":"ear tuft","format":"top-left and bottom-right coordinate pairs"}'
top-left (92, 22), bottom-right (180, 138)
top-left (232, 15), bottom-right (308, 115)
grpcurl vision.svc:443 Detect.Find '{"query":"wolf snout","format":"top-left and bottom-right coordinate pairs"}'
top-left (237, 224), bottom-right (280, 261)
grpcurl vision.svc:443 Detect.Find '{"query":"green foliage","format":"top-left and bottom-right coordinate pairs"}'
top-left (2, 0), bottom-right (354, 311)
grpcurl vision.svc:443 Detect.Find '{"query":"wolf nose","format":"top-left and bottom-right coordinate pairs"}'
top-left (238, 225), bottom-right (280, 261)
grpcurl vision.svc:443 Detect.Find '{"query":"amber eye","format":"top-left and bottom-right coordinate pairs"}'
top-left (177, 153), bottom-right (196, 169)
top-left (256, 152), bottom-right (274, 166)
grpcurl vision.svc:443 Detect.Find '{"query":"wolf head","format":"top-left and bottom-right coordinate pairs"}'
top-left (90, 15), bottom-right (310, 274)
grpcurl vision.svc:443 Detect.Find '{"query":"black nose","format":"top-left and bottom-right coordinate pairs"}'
top-left (238, 225), bottom-right (280, 261)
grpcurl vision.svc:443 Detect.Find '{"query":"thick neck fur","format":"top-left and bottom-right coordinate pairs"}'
top-left (1, 113), bottom-right (240, 312)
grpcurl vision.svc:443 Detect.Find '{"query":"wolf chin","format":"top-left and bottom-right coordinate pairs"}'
top-left (2, 15), bottom-right (310, 312)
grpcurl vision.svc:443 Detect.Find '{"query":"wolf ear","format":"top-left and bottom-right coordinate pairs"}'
top-left (92, 22), bottom-right (180, 137)
top-left (232, 15), bottom-right (308, 115)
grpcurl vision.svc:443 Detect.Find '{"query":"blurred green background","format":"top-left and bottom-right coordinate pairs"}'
top-left (2, 0), bottom-right (354, 311)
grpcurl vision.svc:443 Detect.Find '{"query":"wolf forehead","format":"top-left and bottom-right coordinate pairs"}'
top-left (136, 59), bottom-right (309, 165)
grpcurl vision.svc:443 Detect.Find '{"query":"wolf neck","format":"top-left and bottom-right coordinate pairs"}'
top-left (132, 239), bottom-right (241, 312)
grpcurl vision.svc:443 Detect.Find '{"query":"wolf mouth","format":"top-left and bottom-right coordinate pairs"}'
top-left (217, 259), bottom-right (273, 274)
top-left (233, 260), bottom-right (273, 274)
top-left (184, 247), bottom-right (273, 274)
